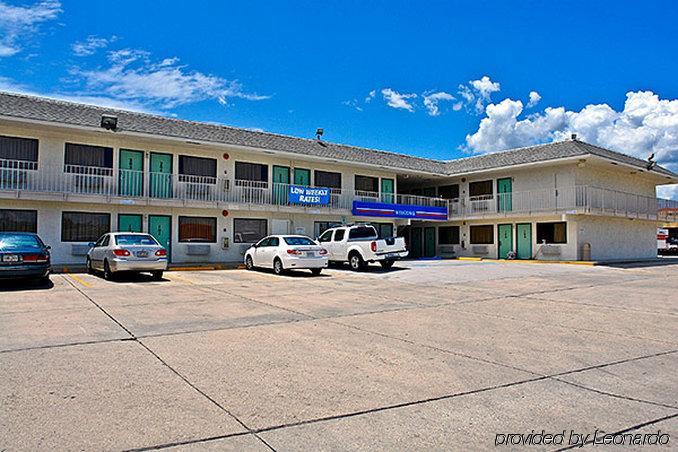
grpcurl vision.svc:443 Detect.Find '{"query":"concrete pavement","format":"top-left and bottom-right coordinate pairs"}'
top-left (1, 259), bottom-right (677, 450)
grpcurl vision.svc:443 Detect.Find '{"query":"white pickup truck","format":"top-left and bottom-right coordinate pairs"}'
top-left (317, 224), bottom-right (408, 270)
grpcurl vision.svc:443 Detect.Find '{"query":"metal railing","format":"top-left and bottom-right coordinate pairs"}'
top-left (1, 159), bottom-right (675, 220)
top-left (0, 161), bottom-right (442, 211)
top-left (448, 186), bottom-right (677, 221)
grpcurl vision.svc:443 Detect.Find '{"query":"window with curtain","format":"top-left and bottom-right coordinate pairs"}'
top-left (64, 143), bottom-right (113, 172)
top-left (61, 212), bottom-right (110, 242)
top-left (537, 222), bottom-right (567, 244)
top-left (0, 136), bottom-right (38, 166)
top-left (438, 184), bottom-right (460, 200)
top-left (314, 170), bottom-right (342, 189)
top-left (469, 180), bottom-right (493, 197)
top-left (178, 155), bottom-right (217, 182)
top-left (233, 218), bottom-right (267, 243)
top-left (470, 225), bottom-right (494, 244)
top-left (438, 226), bottom-right (460, 245)
top-left (235, 162), bottom-right (268, 182)
top-left (0, 209), bottom-right (37, 232)
top-left (178, 216), bottom-right (217, 242)
top-left (355, 175), bottom-right (379, 192)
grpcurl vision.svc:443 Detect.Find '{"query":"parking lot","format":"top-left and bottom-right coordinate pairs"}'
top-left (1, 259), bottom-right (677, 450)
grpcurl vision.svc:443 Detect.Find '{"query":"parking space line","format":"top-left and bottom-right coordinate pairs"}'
top-left (167, 273), bottom-right (195, 285)
top-left (63, 272), bottom-right (92, 288)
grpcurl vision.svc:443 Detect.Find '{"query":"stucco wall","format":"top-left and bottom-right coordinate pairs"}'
top-left (575, 215), bottom-right (657, 261)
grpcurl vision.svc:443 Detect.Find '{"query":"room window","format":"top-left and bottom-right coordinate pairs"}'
top-left (438, 184), bottom-right (460, 200)
top-left (373, 222), bottom-right (394, 239)
top-left (0, 135), bottom-right (38, 168)
top-left (233, 218), bottom-right (267, 243)
top-left (537, 222), bottom-right (567, 244)
top-left (469, 180), bottom-right (493, 197)
top-left (470, 225), bottom-right (494, 244)
top-left (179, 155), bottom-right (217, 182)
top-left (62, 212), bottom-right (110, 242)
top-left (178, 216), bottom-right (217, 243)
top-left (438, 226), bottom-right (460, 245)
top-left (0, 209), bottom-right (37, 233)
top-left (235, 162), bottom-right (268, 183)
top-left (314, 221), bottom-right (341, 237)
top-left (64, 143), bottom-right (113, 173)
top-left (355, 175), bottom-right (379, 193)
top-left (314, 170), bottom-right (342, 189)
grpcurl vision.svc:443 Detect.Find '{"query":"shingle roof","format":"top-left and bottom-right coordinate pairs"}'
top-left (0, 91), bottom-right (675, 178)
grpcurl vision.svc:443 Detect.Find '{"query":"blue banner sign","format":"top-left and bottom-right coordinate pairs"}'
top-left (352, 201), bottom-right (448, 221)
top-left (289, 185), bottom-right (331, 205)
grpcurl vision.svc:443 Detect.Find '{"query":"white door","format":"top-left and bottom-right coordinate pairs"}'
top-left (252, 238), bottom-right (269, 267)
top-left (317, 230), bottom-right (333, 259)
top-left (271, 219), bottom-right (290, 235)
top-left (330, 229), bottom-right (346, 261)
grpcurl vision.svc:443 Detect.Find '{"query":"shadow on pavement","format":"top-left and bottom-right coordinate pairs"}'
top-left (90, 272), bottom-right (168, 283)
top-left (0, 278), bottom-right (54, 291)
top-left (601, 258), bottom-right (678, 269)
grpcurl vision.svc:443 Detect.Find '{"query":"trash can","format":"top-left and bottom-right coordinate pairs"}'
top-left (581, 242), bottom-right (591, 261)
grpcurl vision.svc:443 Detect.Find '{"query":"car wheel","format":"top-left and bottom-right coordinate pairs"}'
top-left (86, 257), bottom-right (93, 274)
top-left (380, 260), bottom-right (395, 269)
top-left (151, 270), bottom-right (163, 281)
top-left (349, 252), bottom-right (365, 271)
top-left (245, 255), bottom-right (254, 270)
top-left (311, 268), bottom-right (322, 276)
top-left (273, 258), bottom-right (284, 275)
top-left (103, 260), bottom-right (114, 281)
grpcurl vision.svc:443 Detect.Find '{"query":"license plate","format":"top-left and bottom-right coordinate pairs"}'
top-left (136, 250), bottom-right (149, 258)
top-left (385, 253), bottom-right (399, 259)
top-left (305, 251), bottom-right (315, 257)
top-left (2, 254), bottom-right (19, 263)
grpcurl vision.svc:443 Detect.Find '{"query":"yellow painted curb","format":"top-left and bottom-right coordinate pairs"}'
top-left (458, 257), bottom-right (483, 261)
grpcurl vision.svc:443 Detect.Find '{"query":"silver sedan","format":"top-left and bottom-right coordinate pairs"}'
top-left (86, 232), bottom-right (168, 280)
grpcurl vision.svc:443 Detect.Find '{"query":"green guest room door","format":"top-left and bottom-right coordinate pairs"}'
top-left (119, 149), bottom-right (144, 197)
top-left (424, 227), bottom-right (436, 258)
top-left (381, 178), bottom-right (394, 203)
top-left (294, 168), bottom-right (310, 186)
top-left (516, 223), bottom-right (532, 260)
top-left (149, 215), bottom-right (171, 260)
top-left (498, 224), bottom-right (513, 259)
top-left (118, 214), bottom-right (142, 233)
top-left (273, 166), bottom-right (290, 204)
top-left (497, 177), bottom-right (512, 212)
top-left (149, 153), bottom-right (173, 198)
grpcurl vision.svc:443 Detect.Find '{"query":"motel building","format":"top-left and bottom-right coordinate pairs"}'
top-left (1, 92), bottom-right (677, 267)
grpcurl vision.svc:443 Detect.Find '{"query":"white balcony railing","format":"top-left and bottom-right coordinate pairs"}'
top-left (448, 186), bottom-right (678, 221)
top-left (1, 159), bottom-right (675, 220)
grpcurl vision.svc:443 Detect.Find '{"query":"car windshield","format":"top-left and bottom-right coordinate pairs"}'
top-left (115, 234), bottom-right (158, 246)
top-left (284, 237), bottom-right (315, 246)
top-left (0, 234), bottom-right (41, 250)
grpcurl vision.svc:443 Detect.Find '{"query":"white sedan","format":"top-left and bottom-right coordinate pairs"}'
top-left (244, 235), bottom-right (328, 276)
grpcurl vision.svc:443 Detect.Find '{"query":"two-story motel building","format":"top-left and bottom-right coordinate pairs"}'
top-left (1, 92), bottom-right (677, 266)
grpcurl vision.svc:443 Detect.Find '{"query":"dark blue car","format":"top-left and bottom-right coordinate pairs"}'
top-left (0, 232), bottom-right (51, 282)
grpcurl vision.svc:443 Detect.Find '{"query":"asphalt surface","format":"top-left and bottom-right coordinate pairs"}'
top-left (1, 259), bottom-right (677, 451)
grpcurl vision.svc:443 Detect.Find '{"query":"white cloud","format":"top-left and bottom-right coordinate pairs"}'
top-left (0, 0), bottom-right (61, 57)
top-left (72, 35), bottom-right (117, 57)
top-left (365, 90), bottom-right (376, 102)
top-left (458, 75), bottom-right (501, 113)
top-left (658, 185), bottom-right (678, 200)
top-left (464, 91), bottom-right (678, 191)
top-left (342, 99), bottom-right (363, 111)
top-left (381, 88), bottom-right (417, 112)
top-left (423, 91), bottom-right (456, 116)
top-left (72, 48), bottom-right (270, 109)
top-left (527, 91), bottom-right (541, 108)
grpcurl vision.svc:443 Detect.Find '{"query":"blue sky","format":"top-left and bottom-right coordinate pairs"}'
top-left (1, 1), bottom-right (677, 197)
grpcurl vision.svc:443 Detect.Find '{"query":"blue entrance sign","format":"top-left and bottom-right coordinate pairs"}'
top-left (352, 201), bottom-right (448, 221)
top-left (289, 185), bottom-right (331, 205)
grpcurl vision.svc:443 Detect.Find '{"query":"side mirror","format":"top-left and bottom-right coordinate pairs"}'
top-left (45, 245), bottom-right (51, 251)
top-left (88, 242), bottom-right (96, 248)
